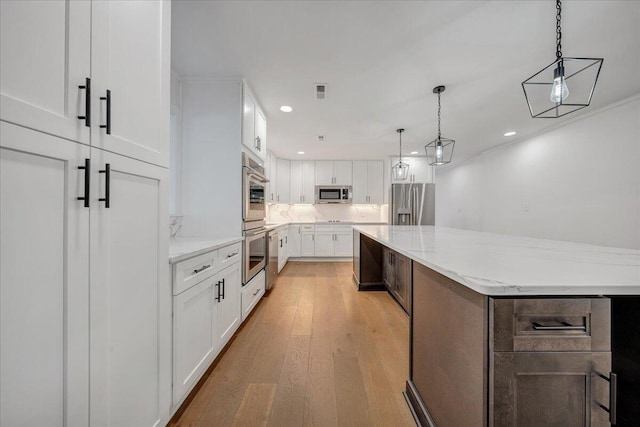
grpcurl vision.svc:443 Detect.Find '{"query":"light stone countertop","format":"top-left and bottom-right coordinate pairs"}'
top-left (169, 236), bottom-right (244, 264)
top-left (353, 225), bottom-right (640, 296)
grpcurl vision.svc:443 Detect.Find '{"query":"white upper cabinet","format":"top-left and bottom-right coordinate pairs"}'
top-left (315, 160), bottom-right (352, 185)
top-left (276, 158), bottom-right (290, 203)
top-left (290, 160), bottom-right (315, 204)
top-left (0, 0), bottom-right (91, 144)
top-left (352, 160), bottom-right (383, 204)
top-left (390, 156), bottom-right (434, 183)
top-left (266, 150), bottom-right (278, 203)
top-left (242, 83), bottom-right (267, 160)
top-left (91, 0), bottom-right (170, 167)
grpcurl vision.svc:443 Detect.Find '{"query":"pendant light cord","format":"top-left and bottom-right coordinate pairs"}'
top-left (556, 0), bottom-right (562, 59)
top-left (398, 130), bottom-right (403, 162)
top-left (437, 92), bottom-right (442, 140)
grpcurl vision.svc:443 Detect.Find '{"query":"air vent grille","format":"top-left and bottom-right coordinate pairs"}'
top-left (315, 83), bottom-right (326, 100)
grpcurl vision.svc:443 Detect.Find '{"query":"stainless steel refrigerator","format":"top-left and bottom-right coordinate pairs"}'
top-left (389, 183), bottom-right (435, 225)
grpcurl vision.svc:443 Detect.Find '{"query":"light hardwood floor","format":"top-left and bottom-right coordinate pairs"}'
top-left (170, 262), bottom-right (414, 427)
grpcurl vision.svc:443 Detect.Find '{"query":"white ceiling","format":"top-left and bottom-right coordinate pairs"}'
top-left (172, 0), bottom-right (640, 164)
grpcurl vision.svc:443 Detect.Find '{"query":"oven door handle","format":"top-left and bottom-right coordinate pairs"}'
top-left (245, 170), bottom-right (269, 183)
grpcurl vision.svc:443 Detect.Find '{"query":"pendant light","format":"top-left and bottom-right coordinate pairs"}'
top-left (392, 129), bottom-right (410, 181)
top-left (522, 0), bottom-right (603, 118)
top-left (425, 85), bottom-right (454, 166)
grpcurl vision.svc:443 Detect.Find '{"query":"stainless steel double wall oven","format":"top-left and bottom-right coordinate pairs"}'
top-left (242, 153), bottom-right (267, 284)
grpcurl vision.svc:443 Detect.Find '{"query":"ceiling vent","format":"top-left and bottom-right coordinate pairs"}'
top-left (314, 83), bottom-right (327, 100)
top-left (317, 135), bottom-right (325, 142)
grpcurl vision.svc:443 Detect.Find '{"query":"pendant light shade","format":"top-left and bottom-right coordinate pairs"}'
top-left (522, 0), bottom-right (603, 118)
top-left (392, 128), bottom-right (410, 181)
top-left (425, 86), bottom-right (455, 166)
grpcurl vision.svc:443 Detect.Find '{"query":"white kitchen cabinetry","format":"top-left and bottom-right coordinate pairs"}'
top-left (266, 150), bottom-right (278, 203)
top-left (0, 123), bottom-right (90, 427)
top-left (290, 160), bottom-right (316, 204)
top-left (352, 160), bottom-right (383, 204)
top-left (242, 83), bottom-right (267, 160)
top-left (0, 0), bottom-right (91, 145)
top-left (315, 160), bottom-right (353, 185)
top-left (89, 148), bottom-right (170, 427)
top-left (276, 158), bottom-right (291, 203)
top-left (301, 225), bottom-right (316, 257)
top-left (171, 243), bottom-right (242, 407)
top-left (288, 225), bottom-right (302, 257)
top-left (91, 0), bottom-right (170, 167)
top-left (0, 0), bottom-right (171, 167)
top-left (241, 269), bottom-right (265, 321)
top-left (278, 228), bottom-right (289, 272)
top-left (314, 224), bottom-right (353, 257)
top-left (390, 156), bottom-right (434, 183)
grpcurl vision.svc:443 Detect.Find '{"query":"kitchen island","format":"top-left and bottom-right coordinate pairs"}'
top-left (352, 225), bottom-right (640, 427)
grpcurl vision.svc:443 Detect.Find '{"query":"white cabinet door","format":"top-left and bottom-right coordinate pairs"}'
top-left (242, 92), bottom-right (256, 156)
top-left (172, 277), bottom-right (216, 405)
top-left (367, 161), bottom-right (384, 204)
top-left (255, 108), bottom-right (267, 159)
top-left (333, 161), bottom-right (353, 185)
top-left (290, 160), bottom-right (303, 203)
top-left (216, 262), bottom-right (241, 346)
top-left (301, 233), bottom-right (315, 257)
top-left (314, 233), bottom-right (334, 257)
top-left (315, 161), bottom-right (334, 185)
top-left (89, 149), bottom-right (170, 427)
top-left (277, 230), bottom-right (287, 272)
top-left (276, 158), bottom-right (290, 203)
top-left (302, 161), bottom-right (316, 204)
top-left (266, 151), bottom-right (277, 203)
top-left (0, 0), bottom-right (91, 144)
top-left (288, 225), bottom-right (301, 258)
top-left (410, 157), bottom-right (434, 183)
top-left (352, 160), bottom-right (368, 204)
top-left (91, 0), bottom-right (170, 167)
top-left (334, 233), bottom-right (354, 257)
top-left (1, 122), bottom-right (89, 427)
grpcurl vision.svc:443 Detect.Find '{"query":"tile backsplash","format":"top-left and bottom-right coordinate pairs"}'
top-left (267, 203), bottom-right (388, 223)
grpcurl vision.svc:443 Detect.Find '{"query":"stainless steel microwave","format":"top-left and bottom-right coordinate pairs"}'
top-left (316, 186), bottom-right (352, 203)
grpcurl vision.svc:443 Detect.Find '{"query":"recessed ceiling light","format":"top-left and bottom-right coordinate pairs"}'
top-left (280, 105), bottom-right (293, 113)
top-left (504, 131), bottom-right (517, 137)
top-left (297, 151), bottom-right (305, 155)
top-left (410, 151), bottom-right (419, 155)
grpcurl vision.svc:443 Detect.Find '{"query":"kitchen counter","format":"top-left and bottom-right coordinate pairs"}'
top-left (353, 225), bottom-right (640, 296)
top-left (169, 236), bottom-right (244, 263)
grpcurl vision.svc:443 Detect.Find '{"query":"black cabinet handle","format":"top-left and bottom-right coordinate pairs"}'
top-left (100, 90), bottom-right (111, 134)
top-left (531, 321), bottom-right (586, 331)
top-left (77, 158), bottom-right (90, 208)
top-left (98, 163), bottom-right (110, 208)
top-left (215, 281), bottom-right (221, 303)
top-left (221, 278), bottom-right (225, 299)
top-left (77, 78), bottom-right (91, 127)
top-left (193, 264), bottom-right (211, 274)
top-left (280, 239), bottom-right (283, 248)
top-left (596, 371), bottom-right (617, 424)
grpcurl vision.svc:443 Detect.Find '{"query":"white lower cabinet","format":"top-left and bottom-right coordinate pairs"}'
top-left (288, 225), bottom-right (301, 257)
top-left (172, 248), bottom-right (242, 407)
top-left (335, 232), bottom-right (354, 257)
top-left (314, 232), bottom-right (335, 257)
top-left (173, 276), bottom-right (217, 404)
top-left (301, 232), bottom-right (316, 257)
top-left (242, 269), bottom-right (266, 321)
top-left (277, 227), bottom-right (288, 272)
top-left (314, 225), bottom-right (353, 257)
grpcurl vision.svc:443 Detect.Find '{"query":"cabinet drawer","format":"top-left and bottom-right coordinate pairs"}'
top-left (492, 298), bottom-right (611, 352)
top-left (334, 225), bottom-right (352, 233)
top-left (218, 242), bottom-right (241, 269)
top-left (300, 224), bottom-right (315, 232)
top-left (315, 225), bottom-right (333, 233)
top-left (241, 269), bottom-right (265, 321)
top-left (173, 250), bottom-right (218, 295)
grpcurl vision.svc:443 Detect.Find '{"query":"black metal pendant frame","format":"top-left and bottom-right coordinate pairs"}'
top-left (522, 56), bottom-right (604, 119)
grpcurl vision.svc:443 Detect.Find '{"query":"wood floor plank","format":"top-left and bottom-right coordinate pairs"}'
top-left (333, 352), bottom-right (373, 427)
top-left (231, 383), bottom-right (277, 427)
top-left (267, 335), bottom-right (311, 427)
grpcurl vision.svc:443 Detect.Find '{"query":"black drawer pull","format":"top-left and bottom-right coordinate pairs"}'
top-left (77, 78), bottom-right (91, 127)
top-left (226, 252), bottom-right (238, 258)
top-left (215, 281), bottom-right (221, 303)
top-left (221, 278), bottom-right (225, 299)
top-left (77, 158), bottom-right (90, 208)
top-left (531, 321), bottom-right (586, 331)
top-left (193, 264), bottom-right (211, 274)
top-left (100, 90), bottom-right (111, 134)
top-left (98, 163), bottom-right (110, 208)
top-left (595, 372), bottom-right (617, 425)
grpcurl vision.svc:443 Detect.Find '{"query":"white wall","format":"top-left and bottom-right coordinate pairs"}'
top-left (436, 96), bottom-right (640, 249)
